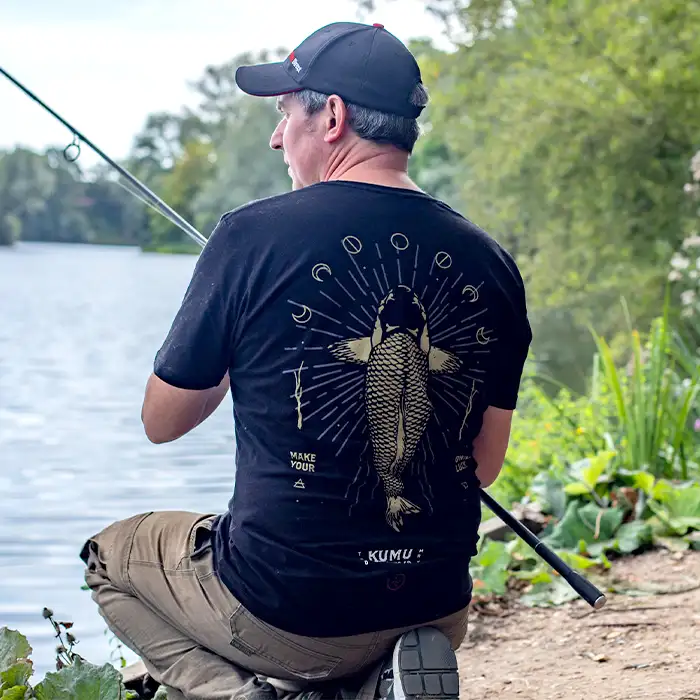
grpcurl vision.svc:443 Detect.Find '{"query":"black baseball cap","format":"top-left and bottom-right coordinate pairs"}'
top-left (235, 22), bottom-right (424, 119)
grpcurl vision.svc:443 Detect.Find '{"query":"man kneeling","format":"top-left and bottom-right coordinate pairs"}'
top-left (81, 20), bottom-right (531, 700)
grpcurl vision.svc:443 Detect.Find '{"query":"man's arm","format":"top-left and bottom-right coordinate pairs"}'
top-left (141, 372), bottom-right (230, 444)
top-left (141, 213), bottom-right (239, 444)
top-left (472, 406), bottom-right (513, 487)
top-left (474, 257), bottom-right (531, 487)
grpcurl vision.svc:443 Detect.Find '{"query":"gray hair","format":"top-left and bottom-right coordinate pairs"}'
top-left (292, 84), bottom-right (429, 154)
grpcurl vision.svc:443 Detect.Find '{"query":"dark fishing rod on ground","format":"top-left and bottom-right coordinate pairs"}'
top-left (0, 65), bottom-right (607, 611)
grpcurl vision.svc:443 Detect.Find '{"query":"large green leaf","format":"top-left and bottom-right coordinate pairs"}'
top-left (34, 658), bottom-right (124, 700)
top-left (662, 483), bottom-right (700, 517)
top-left (588, 520), bottom-right (653, 556)
top-left (556, 550), bottom-right (605, 570)
top-left (615, 521), bottom-right (653, 554)
top-left (581, 450), bottom-right (615, 488)
top-left (648, 483), bottom-right (700, 535)
top-left (632, 471), bottom-right (656, 496)
top-left (0, 629), bottom-right (31, 675)
top-left (563, 482), bottom-right (592, 496)
top-left (543, 501), bottom-right (625, 551)
top-left (1, 686), bottom-right (29, 699)
top-left (520, 577), bottom-right (580, 607)
top-left (528, 473), bottom-right (567, 519)
top-left (471, 540), bottom-right (512, 595)
top-left (1, 662), bottom-right (32, 691)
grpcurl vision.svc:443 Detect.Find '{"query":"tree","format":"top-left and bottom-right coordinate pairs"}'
top-left (125, 49), bottom-right (290, 246)
top-left (0, 146), bottom-right (150, 246)
top-left (146, 139), bottom-right (215, 247)
top-left (359, 0), bottom-right (700, 387)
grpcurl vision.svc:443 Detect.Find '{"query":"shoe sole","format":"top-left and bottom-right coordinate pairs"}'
top-left (391, 626), bottom-right (459, 700)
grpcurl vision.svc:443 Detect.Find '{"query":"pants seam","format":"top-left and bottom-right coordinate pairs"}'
top-left (124, 512), bottom-right (153, 596)
top-left (357, 633), bottom-right (381, 668)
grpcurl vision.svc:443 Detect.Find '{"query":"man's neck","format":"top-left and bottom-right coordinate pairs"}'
top-left (322, 145), bottom-right (423, 193)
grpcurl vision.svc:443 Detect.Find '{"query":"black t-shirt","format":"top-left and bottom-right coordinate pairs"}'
top-left (153, 181), bottom-right (532, 637)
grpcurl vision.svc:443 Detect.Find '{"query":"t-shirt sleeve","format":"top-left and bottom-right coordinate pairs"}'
top-left (153, 214), bottom-right (240, 390)
top-left (485, 276), bottom-right (533, 411)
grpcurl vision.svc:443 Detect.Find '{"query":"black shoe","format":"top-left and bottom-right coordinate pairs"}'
top-left (387, 627), bottom-right (459, 700)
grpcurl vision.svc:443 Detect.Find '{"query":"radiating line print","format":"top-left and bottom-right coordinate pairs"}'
top-left (412, 244), bottom-right (420, 289)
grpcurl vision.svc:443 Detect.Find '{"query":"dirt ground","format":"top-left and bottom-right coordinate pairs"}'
top-left (458, 549), bottom-right (700, 700)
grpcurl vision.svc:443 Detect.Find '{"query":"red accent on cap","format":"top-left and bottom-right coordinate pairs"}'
top-left (373, 23), bottom-right (384, 28)
top-left (289, 50), bottom-right (295, 61)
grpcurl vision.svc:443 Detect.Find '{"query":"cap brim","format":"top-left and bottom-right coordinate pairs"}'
top-left (235, 62), bottom-right (300, 97)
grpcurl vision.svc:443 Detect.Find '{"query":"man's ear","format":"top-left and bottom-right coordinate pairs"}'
top-left (324, 95), bottom-right (348, 144)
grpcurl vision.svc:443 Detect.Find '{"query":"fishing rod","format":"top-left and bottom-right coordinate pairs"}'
top-left (0, 65), bottom-right (207, 248)
top-left (2, 65), bottom-right (606, 610)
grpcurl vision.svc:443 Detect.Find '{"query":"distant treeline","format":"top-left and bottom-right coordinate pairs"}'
top-left (0, 48), bottom-right (292, 251)
top-left (2, 0), bottom-right (699, 389)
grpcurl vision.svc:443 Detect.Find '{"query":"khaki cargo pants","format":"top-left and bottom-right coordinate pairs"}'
top-left (80, 511), bottom-right (469, 700)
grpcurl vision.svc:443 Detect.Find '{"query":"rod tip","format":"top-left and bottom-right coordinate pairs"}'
top-left (593, 594), bottom-right (607, 610)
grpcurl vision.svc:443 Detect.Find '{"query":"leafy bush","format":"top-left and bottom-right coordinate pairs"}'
top-left (478, 291), bottom-right (700, 599)
top-left (492, 371), bottom-right (614, 509)
top-left (493, 298), bottom-right (699, 520)
top-left (474, 445), bottom-right (700, 605)
top-left (0, 610), bottom-right (137, 700)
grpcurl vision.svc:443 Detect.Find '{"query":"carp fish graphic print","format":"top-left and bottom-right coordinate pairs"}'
top-left (284, 233), bottom-right (497, 533)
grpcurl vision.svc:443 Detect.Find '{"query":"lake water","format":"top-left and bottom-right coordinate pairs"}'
top-left (0, 242), bottom-right (236, 678)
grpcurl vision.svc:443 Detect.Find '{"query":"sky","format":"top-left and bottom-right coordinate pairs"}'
top-left (0, 0), bottom-right (448, 167)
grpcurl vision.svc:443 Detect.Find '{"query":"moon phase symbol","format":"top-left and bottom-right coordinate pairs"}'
top-left (292, 305), bottom-right (312, 324)
top-left (391, 233), bottom-right (409, 251)
top-left (312, 263), bottom-right (332, 282)
top-left (342, 236), bottom-right (363, 255)
top-left (462, 284), bottom-right (479, 302)
top-left (435, 251), bottom-right (452, 269)
top-left (476, 327), bottom-right (492, 344)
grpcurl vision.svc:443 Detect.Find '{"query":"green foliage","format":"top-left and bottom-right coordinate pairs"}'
top-left (470, 539), bottom-right (512, 595)
top-left (0, 611), bottom-right (136, 700)
top-left (127, 50), bottom-right (290, 248)
top-left (0, 49), bottom-right (289, 252)
top-left (473, 303), bottom-right (699, 605)
top-left (474, 442), bottom-right (697, 603)
top-left (590, 298), bottom-right (700, 479)
top-left (33, 659), bottom-right (124, 700)
top-left (647, 481), bottom-right (700, 538)
top-left (491, 366), bottom-right (615, 509)
top-left (668, 149), bottom-right (700, 361)
top-left (1, 628), bottom-right (32, 698)
top-left (144, 140), bottom-right (215, 248)
top-left (0, 147), bottom-right (150, 247)
top-left (361, 0), bottom-right (700, 387)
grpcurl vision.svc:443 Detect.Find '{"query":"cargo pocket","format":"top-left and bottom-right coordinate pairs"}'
top-left (188, 515), bottom-right (217, 561)
top-left (187, 517), bottom-right (243, 626)
top-left (229, 607), bottom-right (343, 681)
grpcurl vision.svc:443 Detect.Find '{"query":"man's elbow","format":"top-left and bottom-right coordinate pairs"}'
top-left (475, 460), bottom-right (503, 489)
top-left (141, 404), bottom-right (183, 444)
top-left (141, 373), bottom-right (196, 444)
top-left (143, 423), bottom-right (175, 444)
top-left (472, 406), bottom-right (513, 489)
top-left (142, 414), bottom-right (173, 444)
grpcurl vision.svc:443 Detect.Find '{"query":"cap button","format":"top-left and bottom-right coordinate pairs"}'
top-left (373, 23), bottom-right (384, 28)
